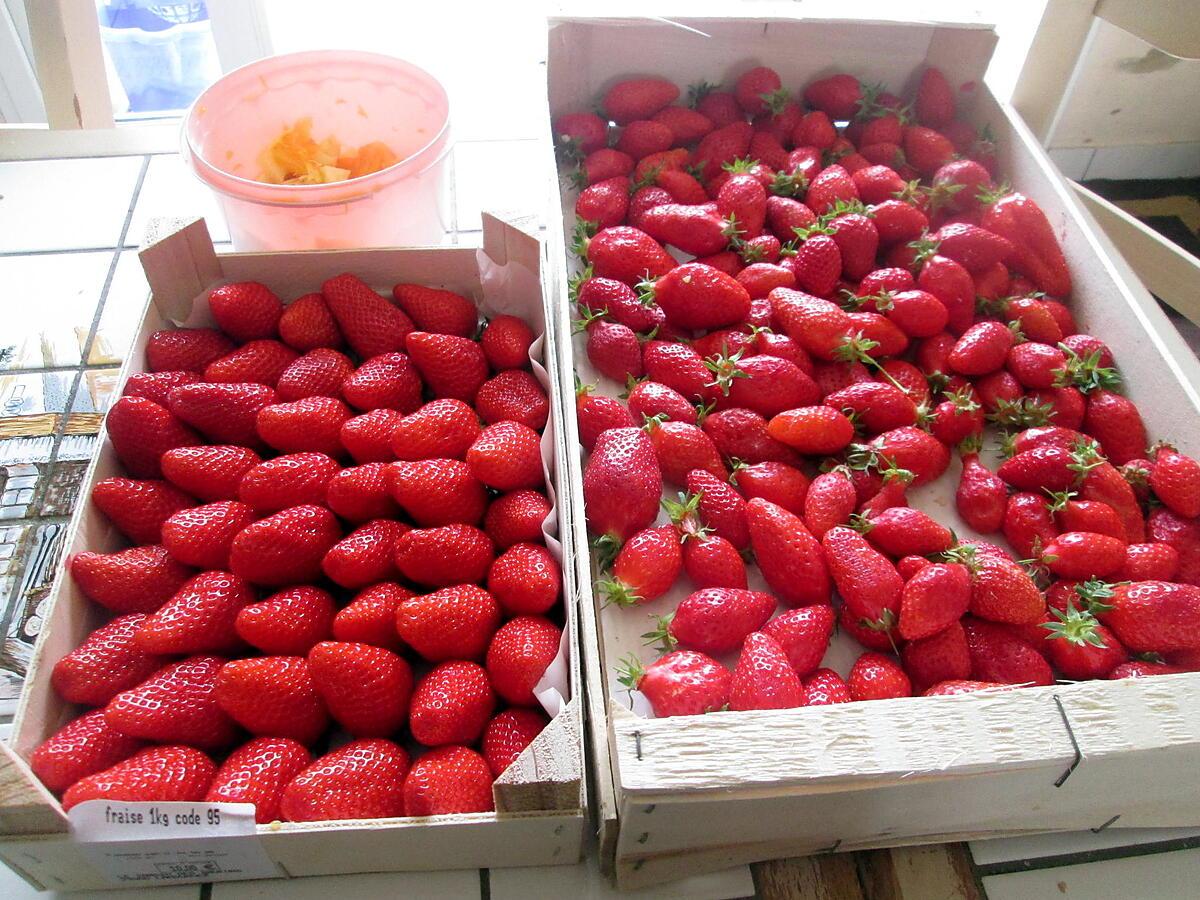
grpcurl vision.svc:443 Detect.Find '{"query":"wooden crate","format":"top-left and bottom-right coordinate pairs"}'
top-left (543, 13), bottom-right (1200, 891)
top-left (0, 213), bottom-right (587, 891)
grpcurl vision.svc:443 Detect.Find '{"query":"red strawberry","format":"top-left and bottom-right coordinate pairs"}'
top-left (734, 461), bottom-right (810, 516)
top-left (161, 446), bottom-right (266, 505)
top-left (322, 519), bottom-right (405, 588)
top-left (947, 321), bottom-right (1014, 376)
top-left (804, 668), bottom-right (851, 705)
top-left (681, 532), bottom-right (747, 589)
top-left (627, 379), bottom-right (696, 425)
top-left (1119, 542), bottom-right (1180, 582)
top-left (486, 616), bottom-right (561, 706)
top-left (394, 523), bottom-right (494, 587)
top-left (903, 126), bottom-right (955, 175)
top-left (576, 385), bottom-right (636, 452)
top-left (733, 66), bottom-right (781, 115)
top-left (948, 545), bottom-right (1047, 626)
top-left (747, 498), bottom-right (831, 606)
top-left (70, 545), bottom-right (192, 614)
top-left (408, 661), bottom-right (496, 746)
top-left (257, 396), bottom-right (352, 457)
top-left (135, 570), bottom-right (254, 655)
top-left (484, 490), bottom-right (552, 549)
top-left (929, 390), bottom-right (985, 446)
top-left (770, 289), bottom-right (852, 360)
top-left (1042, 531), bottom-right (1127, 580)
top-left (402, 331), bottom-right (488, 404)
top-left (702, 407), bottom-right (797, 466)
top-left (161, 501), bottom-right (255, 569)
top-left (238, 452), bottom-right (340, 512)
top-left (803, 468), bottom-right (857, 538)
top-left (395, 584), bottom-right (500, 662)
top-left (585, 317), bottom-right (643, 383)
top-left (805, 166), bottom-right (858, 216)
top-left (691, 122), bottom-right (753, 181)
top-left (391, 398), bottom-right (480, 461)
top-left (579, 148), bottom-right (635, 184)
top-left (404, 746), bottom-right (494, 815)
top-left (730, 632), bottom-right (805, 711)
top-left (660, 588), bottom-right (774, 655)
top-left (645, 418), bottom-right (724, 487)
top-left (62, 745), bottom-right (216, 812)
top-left (205, 340), bottom-right (298, 387)
top-left (915, 67), bottom-right (955, 126)
top-left (618, 650), bottom-right (730, 717)
top-left (276, 348), bottom-right (355, 401)
top-left (963, 618), bottom-right (1054, 685)
top-left (341, 352), bottom-right (423, 413)
top-left (643, 340), bottom-right (715, 402)
top-left (1002, 491), bottom-right (1059, 560)
top-left (206, 737), bottom-right (312, 823)
top-left (600, 525), bottom-right (682, 608)
top-left (1043, 605), bottom-right (1128, 680)
top-left (52, 614), bottom-right (167, 706)
top-left (582, 226), bottom-right (675, 285)
top-left (106, 396), bottom-right (199, 478)
top-left (322, 273), bottom-right (414, 359)
top-left (388, 458), bottom-right (486, 527)
top-left (1101, 581), bottom-right (1200, 652)
top-left (617, 120), bottom-right (673, 158)
top-left (208, 282), bottom-right (283, 342)
top-left (897, 563), bottom-right (970, 640)
top-left (476, 370), bottom-right (549, 430)
top-left (123, 370), bottom-right (201, 407)
top-left (871, 200), bottom-right (929, 248)
top-left (782, 229), bottom-right (842, 294)
top-left (869, 426), bottom-right (951, 485)
top-left (652, 105), bottom-right (714, 144)
top-left (1150, 445), bottom-right (1200, 518)
top-left (230, 504), bottom-right (342, 586)
top-left (307, 641), bottom-right (413, 737)
top-left (603, 77), bottom-right (679, 124)
top-left (482, 708), bottom-right (547, 777)
top-left (341, 408), bottom-right (403, 462)
top-left (825, 382), bottom-right (917, 434)
top-left (862, 507), bottom-right (953, 558)
top-left (466, 421), bottom-right (544, 491)
top-left (583, 427), bottom-right (663, 542)
top-left (280, 739), bottom-right (408, 822)
top-left (1080, 460), bottom-right (1146, 544)
top-left (331, 582), bottom-right (412, 650)
top-left (104, 655), bottom-right (238, 747)
top-left (686, 469), bottom-right (750, 550)
top-left (168, 382), bottom-right (276, 446)
top-left (760, 605), bottom-right (834, 679)
top-left (31, 709), bottom-right (146, 794)
top-left (823, 526), bottom-right (903, 628)
top-left (392, 284), bottom-right (477, 338)
top-left (648, 262), bottom-right (752, 331)
top-left (957, 448), bottom-right (1007, 534)
top-left (488, 543), bottom-right (561, 616)
top-left (1083, 390), bottom-right (1146, 466)
top-left (901, 621), bottom-right (971, 692)
top-left (577, 277), bottom-right (663, 333)
top-left (577, 175), bottom-right (632, 229)
top-left (214, 656), bottom-right (328, 745)
top-left (848, 652), bottom-right (911, 701)
top-left (145, 328), bottom-right (233, 373)
top-left (236, 585), bottom-right (335, 655)
top-left (326, 462), bottom-right (399, 522)
top-left (278, 292), bottom-right (344, 351)
top-left (711, 354), bottom-right (820, 417)
top-left (803, 73), bottom-right (861, 119)
top-left (91, 476), bottom-right (194, 543)
top-left (1109, 661), bottom-right (1189, 679)
top-left (638, 204), bottom-right (729, 256)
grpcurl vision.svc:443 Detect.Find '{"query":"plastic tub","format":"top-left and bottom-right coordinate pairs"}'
top-left (181, 50), bottom-right (451, 251)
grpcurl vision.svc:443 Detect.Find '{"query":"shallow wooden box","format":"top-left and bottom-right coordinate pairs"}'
top-left (543, 12), bottom-right (1200, 891)
top-left (0, 214), bottom-right (587, 891)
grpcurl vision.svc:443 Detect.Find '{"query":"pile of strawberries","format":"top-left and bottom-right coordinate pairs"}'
top-left (559, 65), bottom-right (1200, 715)
top-left (30, 273), bottom-right (564, 822)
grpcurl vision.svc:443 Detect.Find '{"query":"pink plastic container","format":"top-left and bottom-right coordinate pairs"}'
top-left (182, 50), bottom-right (451, 251)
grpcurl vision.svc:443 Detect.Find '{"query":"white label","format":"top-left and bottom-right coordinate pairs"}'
top-left (69, 801), bottom-right (279, 885)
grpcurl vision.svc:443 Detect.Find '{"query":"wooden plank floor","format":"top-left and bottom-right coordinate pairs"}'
top-left (754, 845), bottom-right (982, 900)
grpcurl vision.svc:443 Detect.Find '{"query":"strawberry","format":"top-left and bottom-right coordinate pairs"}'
top-left (642, 341), bottom-right (715, 402)
top-left (1061, 334), bottom-right (1113, 367)
top-left (861, 507), bottom-right (953, 557)
top-left (135, 570), bottom-right (254, 655)
top-left (600, 525), bottom-right (682, 607)
top-left (341, 352), bottom-right (422, 413)
top-left (646, 263), bottom-right (752, 332)
top-left (947, 545), bottom-right (1047, 626)
top-left (168, 382), bottom-right (276, 446)
top-left (322, 519), bottom-right (406, 588)
top-left (803, 468), bottom-right (857, 538)
top-left (238, 452), bottom-right (340, 512)
top-left (747, 498), bottom-right (831, 606)
top-left (392, 284), bottom-right (477, 338)
top-left (394, 523), bottom-right (494, 587)
top-left (1002, 491), bottom-right (1059, 560)
top-left (897, 563), bottom-right (970, 641)
top-left (554, 110), bottom-right (608, 155)
top-left (654, 169), bottom-right (707, 207)
top-left (923, 679), bottom-right (1013, 696)
top-left (392, 398), bottom-right (481, 461)
top-left (618, 650), bottom-right (730, 717)
top-left (229, 504), bottom-right (341, 586)
top-left (979, 191), bottom-right (1071, 298)
top-left (577, 277), bottom-right (662, 333)
top-left (736, 262), bottom-right (795, 298)
top-left (31, 709), bottom-right (146, 794)
top-left (998, 446), bottom-right (1077, 493)
top-left (770, 289), bottom-right (854, 360)
top-left (825, 382), bottom-right (917, 434)
top-left (341, 408), bottom-right (403, 463)
top-left (702, 408), bottom-right (797, 466)
top-left (161, 501), bottom-right (255, 569)
top-left (710, 353), bottom-right (820, 417)
top-left (766, 195), bottom-right (818, 242)
top-left (278, 292), bottom-right (344, 351)
top-left (915, 254), bottom-right (974, 334)
top-left (403, 746), bottom-right (494, 815)
top-left (956, 447), bottom-right (1007, 534)
top-left (70, 545), bottom-right (192, 614)
top-left (583, 427), bottom-right (663, 542)
top-left (280, 739), bottom-right (408, 822)
top-left (963, 618), bottom-right (1054, 685)
top-left (236, 585), bottom-right (335, 655)
top-left (652, 105), bottom-right (714, 144)
top-left (482, 708), bottom-right (547, 777)
top-left (928, 389), bottom-right (985, 446)
top-left (616, 120), bottom-right (673, 158)
top-left (1150, 444), bottom-right (1200, 518)
top-left (1118, 542), bottom-right (1180, 582)
top-left (476, 370), bottom-right (549, 431)
top-left (466, 421), bottom-right (544, 491)
top-left (914, 67), bottom-right (955, 126)
top-left (804, 668), bottom-right (852, 705)
top-left (123, 370), bottom-right (201, 407)
top-left (848, 652), bottom-right (912, 701)
top-left (876, 289), bottom-right (948, 339)
top-left (1082, 389), bottom-right (1145, 466)
top-left (867, 426), bottom-right (951, 486)
top-left (730, 632), bottom-right (805, 711)
top-left (159, 447), bottom-right (258, 503)
top-left (903, 126), bottom-right (955, 176)
top-left (388, 458), bottom-right (486, 527)
top-left (584, 318), bottom-right (643, 383)
top-left (205, 737), bottom-right (311, 823)
top-left (901, 621), bottom-right (971, 692)
top-left (645, 418), bottom-right (724, 487)
top-left (947, 321), bottom-right (1014, 376)
top-left (1007, 342), bottom-right (1067, 390)
top-left (823, 525), bottom-right (903, 629)
top-left (718, 170), bottom-right (768, 237)
top-left (91, 476), bottom-right (193, 543)
top-left (1042, 531), bottom-right (1127, 580)
top-left (104, 655), bottom-right (238, 747)
top-left (581, 226), bottom-right (676, 286)
top-left (480, 316), bottom-right (535, 371)
top-left (1109, 661), bottom-right (1190, 679)
top-left (1101, 581), bottom-right (1200, 652)
top-left (576, 385), bottom-right (635, 452)
top-left (484, 490), bottom-right (552, 549)
top-left (825, 211), bottom-right (878, 281)
top-left (760, 605), bottom-right (834, 679)
top-left (931, 223), bottom-right (1014, 273)
top-left (257, 396), bottom-right (352, 457)
top-left (692, 121), bottom-right (753, 180)
top-left (62, 745), bottom-right (216, 812)
top-left (638, 204), bottom-right (729, 256)
top-left (326, 462), bottom-right (400, 522)
top-left (205, 340), bottom-right (298, 386)
top-left (579, 148), bottom-right (635, 185)
top-left (214, 656), bottom-right (328, 745)
top-left (396, 584), bottom-right (501, 662)
top-left (1043, 604), bottom-right (1128, 680)
top-left (1080, 460), bottom-right (1146, 544)
top-left (782, 228), bottom-right (842, 295)
top-left (207, 282), bottom-right (282, 342)
top-left (687, 469), bottom-right (750, 550)
top-left (603, 77), bottom-right (679, 124)
top-left (627, 379), bottom-right (696, 424)
top-left (52, 614), bottom-right (167, 706)
top-left (106, 396), bottom-right (200, 478)
top-left (400, 331), bottom-right (488, 404)
top-left (146, 327), bottom-right (235, 373)
top-left (488, 543), bottom-right (561, 616)
top-left (322, 273), bottom-right (414, 359)
top-left (733, 66), bottom-right (782, 115)
top-left (1004, 297), bottom-right (1064, 344)
top-left (734, 461), bottom-right (810, 516)
top-left (307, 641), bottom-right (413, 737)
top-left (486, 615), bottom-right (561, 706)
top-left (804, 73), bottom-right (861, 119)
top-left (407, 660), bottom-right (496, 748)
top-left (871, 200), bottom-right (929, 248)
top-left (331, 582), bottom-right (412, 650)
top-left (659, 588), bottom-right (774, 655)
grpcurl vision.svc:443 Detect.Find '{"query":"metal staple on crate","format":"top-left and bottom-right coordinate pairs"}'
top-left (1091, 814), bottom-right (1121, 833)
top-left (1052, 694), bottom-right (1083, 787)
top-left (634, 730), bottom-right (643, 761)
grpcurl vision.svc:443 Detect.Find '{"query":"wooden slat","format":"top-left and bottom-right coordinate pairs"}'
top-left (23, 0), bottom-right (113, 129)
top-left (858, 845), bottom-right (981, 900)
top-left (753, 854), bottom-right (864, 900)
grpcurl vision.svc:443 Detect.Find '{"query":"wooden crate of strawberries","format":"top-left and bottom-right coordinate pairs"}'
top-left (0, 214), bottom-right (586, 890)
top-left (545, 13), bottom-right (1200, 890)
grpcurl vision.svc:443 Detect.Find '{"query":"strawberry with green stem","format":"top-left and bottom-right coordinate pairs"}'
top-left (617, 651), bottom-right (731, 718)
top-left (666, 492), bottom-right (748, 590)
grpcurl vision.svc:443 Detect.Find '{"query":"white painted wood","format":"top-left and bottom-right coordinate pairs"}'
top-left (23, 0), bottom-right (114, 129)
top-left (971, 827), bottom-right (1200, 866)
top-left (205, 0), bottom-right (273, 74)
top-left (0, 851), bottom-right (199, 900)
top-left (1095, 0), bottom-right (1200, 61)
top-left (1010, 0), bottom-right (1097, 143)
top-left (0, 1), bottom-right (44, 123)
top-left (982, 848), bottom-right (1200, 900)
top-left (1082, 142), bottom-right (1200, 180)
top-left (0, 125), bottom-right (180, 161)
top-left (1047, 146), bottom-right (1095, 180)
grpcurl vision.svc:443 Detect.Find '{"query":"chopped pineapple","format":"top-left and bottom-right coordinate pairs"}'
top-left (257, 118), bottom-right (397, 185)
